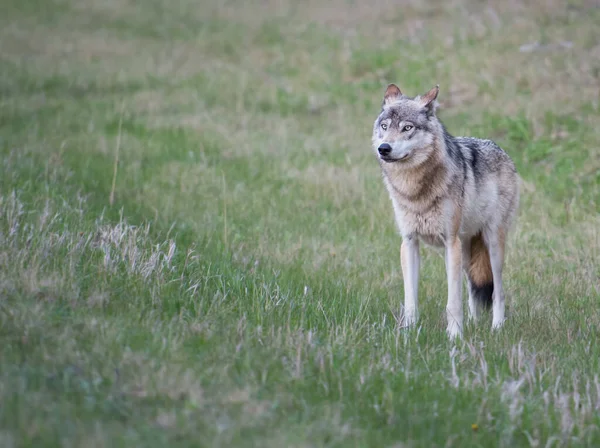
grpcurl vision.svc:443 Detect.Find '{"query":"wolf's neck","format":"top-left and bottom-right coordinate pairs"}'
top-left (382, 136), bottom-right (450, 206)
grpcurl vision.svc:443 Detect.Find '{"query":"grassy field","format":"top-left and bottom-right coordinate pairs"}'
top-left (1, 0), bottom-right (599, 446)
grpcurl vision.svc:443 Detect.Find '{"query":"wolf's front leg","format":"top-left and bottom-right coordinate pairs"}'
top-left (445, 236), bottom-right (463, 338)
top-left (400, 236), bottom-right (420, 327)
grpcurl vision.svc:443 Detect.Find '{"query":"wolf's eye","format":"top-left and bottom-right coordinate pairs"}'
top-left (380, 123), bottom-right (388, 131)
top-left (402, 125), bottom-right (414, 132)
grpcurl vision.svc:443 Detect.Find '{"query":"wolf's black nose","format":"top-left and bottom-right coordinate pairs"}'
top-left (378, 143), bottom-right (392, 156)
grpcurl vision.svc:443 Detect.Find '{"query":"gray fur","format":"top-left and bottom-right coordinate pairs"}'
top-left (372, 84), bottom-right (519, 338)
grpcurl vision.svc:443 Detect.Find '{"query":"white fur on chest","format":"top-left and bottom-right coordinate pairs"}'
top-left (389, 194), bottom-right (450, 247)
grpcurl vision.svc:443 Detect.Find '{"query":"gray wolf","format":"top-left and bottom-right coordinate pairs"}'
top-left (371, 83), bottom-right (519, 338)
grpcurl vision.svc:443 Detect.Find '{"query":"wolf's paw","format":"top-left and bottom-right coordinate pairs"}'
top-left (403, 309), bottom-right (418, 328)
top-left (492, 318), bottom-right (506, 330)
top-left (446, 321), bottom-right (463, 339)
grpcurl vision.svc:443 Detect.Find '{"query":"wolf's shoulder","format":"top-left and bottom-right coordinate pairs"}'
top-left (453, 135), bottom-right (515, 171)
top-left (454, 136), bottom-right (500, 152)
top-left (455, 136), bottom-right (511, 158)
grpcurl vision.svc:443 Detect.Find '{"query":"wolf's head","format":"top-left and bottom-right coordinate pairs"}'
top-left (372, 84), bottom-right (441, 168)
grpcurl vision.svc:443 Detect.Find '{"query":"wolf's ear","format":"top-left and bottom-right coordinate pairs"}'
top-left (383, 84), bottom-right (402, 105)
top-left (419, 85), bottom-right (439, 110)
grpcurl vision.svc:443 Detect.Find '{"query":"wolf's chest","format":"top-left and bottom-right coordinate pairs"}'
top-left (390, 198), bottom-right (447, 247)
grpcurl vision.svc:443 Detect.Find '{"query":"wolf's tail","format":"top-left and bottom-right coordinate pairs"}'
top-left (468, 233), bottom-right (493, 308)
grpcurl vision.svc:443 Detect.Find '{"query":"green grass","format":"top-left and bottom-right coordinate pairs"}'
top-left (1, 0), bottom-right (599, 446)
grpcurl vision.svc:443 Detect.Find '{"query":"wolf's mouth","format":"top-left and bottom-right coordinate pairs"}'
top-left (381, 154), bottom-right (409, 163)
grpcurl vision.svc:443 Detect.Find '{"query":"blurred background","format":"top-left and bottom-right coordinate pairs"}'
top-left (1, 0), bottom-right (599, 446)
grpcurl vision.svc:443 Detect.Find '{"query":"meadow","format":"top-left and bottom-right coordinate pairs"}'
top-left (0, 0), bottom-right (599, 446)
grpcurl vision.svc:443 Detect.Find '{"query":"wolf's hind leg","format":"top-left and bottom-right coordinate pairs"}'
top-left (484, 227), bottom-right (506, 329)
top-left (462, 239), bottom-right (481, 321)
